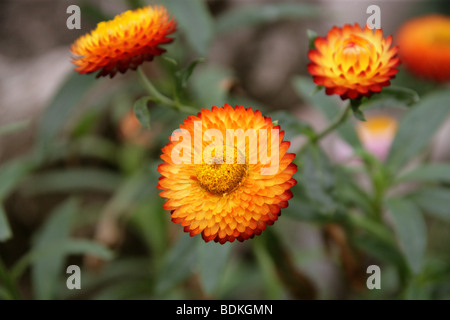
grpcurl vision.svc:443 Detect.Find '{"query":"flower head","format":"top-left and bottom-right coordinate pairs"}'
top-left (157, 104), bottom-right (297, 244)
top-left (71, 5), bottom-right (176, 78)
top-left (308, 24), bottom-right (400, 100)
top-left (396, 15), bottom-right (450, 82)
top-left (356, 114), bottom-right (398, 161)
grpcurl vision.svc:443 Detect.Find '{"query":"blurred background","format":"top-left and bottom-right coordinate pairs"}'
top-left (0, 0), bottom-right (449, 300)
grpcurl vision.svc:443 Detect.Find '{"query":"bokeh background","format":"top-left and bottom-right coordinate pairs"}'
top-left (0, 0), bottom-right (449, 300)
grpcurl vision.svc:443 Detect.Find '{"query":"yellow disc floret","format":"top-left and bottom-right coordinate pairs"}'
top-left (195, 145), bottom-right (247, 195)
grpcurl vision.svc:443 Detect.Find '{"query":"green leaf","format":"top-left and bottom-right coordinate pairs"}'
top-left (0, 204), bottom-right (12, 242)
top-left (155, 234), bottom-right (200, 295)
top-left (292, 76), bottom-right (361, 148)
top-left (175, 57), bottom-right (205, 89)
top-left (133, 97), bottom-right (152, 129)
top-left (31, 198), bottom-right (78, 299)
top-left (300, 146), bottom-right (338, 215)
top-left (360, 86), bottom-right (420, 110)
top-left (348, 212), bottom-right (397, 246)
top-left (0, 119), bottom-right (30, 137)
top-left (161, 56), bottom-right (178, 67)
top-left (396, 163), bottom-right (450, 184)
top-left (131, 198), bottom-right (167, 261)
top-left (12, 239), bottom-right (113, 283)
top-left (21, 168), bottom-right (122, 195)
top-left (410, 187), bottom-right (450, 222)
top-left (51, 136), bottom-right (118, 165)
top-left (37, 72), bottom-right (97, 148)
top-left (267, 110), bottom-right (315, 142)
top-left (252, 239), bottom-right (284, 299)
top-left (353, 234), bottom-right (409, 284)
top-left (160, 0), bottom-right (213, 56)
top-left (197, 242), bottom-right (232, 296)
top-left (387, 90), bottom-right (450, 171)
top-left (386, 198), bottom-right (427, 274)
top-left (0, 158), bottom-right (34, 201)
top-left (216, 3), bottom-right (319, 34)
top-left (307, 29), bottom-right (318, 50)
top-left (350, 99), bottom-right (366, 121)
top-left (191, 65), bottom-right (233, 108)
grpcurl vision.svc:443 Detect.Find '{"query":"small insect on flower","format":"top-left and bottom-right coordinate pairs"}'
top-left (71, 5), bottom-right (176, 78)
top-left (157, 105), bottom-right (297, 244)
top-left (308, 24), bottom-right (400, 100)
top-left (397, 15), bottom-right (450, 82)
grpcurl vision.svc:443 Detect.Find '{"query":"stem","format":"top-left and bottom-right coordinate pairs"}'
top-left (298, 103), bottom-right (352, 155)
top-left (137, 68), bottom-right (198, 114)
top-left (0, 256), bottom-right (20, 300)
top-left (137, 68), bottom-right (174, 106)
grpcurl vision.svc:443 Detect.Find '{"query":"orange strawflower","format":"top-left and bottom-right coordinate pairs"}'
top-left (157, 104), bottom-right (297, 244)
top-left (308, 24), bottom-right (400, 100)
top-left (396, 15), bottom-right (450, 82)
top-left (71, 5), bottom-right (176, 78)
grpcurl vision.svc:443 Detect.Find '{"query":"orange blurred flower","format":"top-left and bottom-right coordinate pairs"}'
top-left (71, 5), bottom-right (176, 78)
top-left (397, 15), bottom-right (450, 82)
top-left (157, 104), bottom-right (297, 244)
top-left (308, 24), bottom-right (400, 100)
top-left (119, 111), bottom-right (151, 146)
top-left (356, 114), bottom-right (398, 161)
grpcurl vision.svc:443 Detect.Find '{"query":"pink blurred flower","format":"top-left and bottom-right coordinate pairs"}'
top-left (356, 114), bottom-right (398, 161)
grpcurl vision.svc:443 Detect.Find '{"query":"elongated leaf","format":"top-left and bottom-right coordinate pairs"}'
top-left (0, 119), bottom-right (30, 137)
top-left (0, 204), bottom-right (12, 242)
top-left (292, 76), bottom-right (361, 147)
top-left (387, 90), bottom-right (450, 171)
top-left (216, 3), bottom-right (319, 34)
top-left (353, 234), bottom-right (409, 284)
top-left (37, 72), bottom-right (97, 148)
top-left (360, 86), bottom-right (420, 110)
top-left (267, 110), bottom-right (315, 142)
top-left (396, 164), bottom-right (450, 184)
top-left (21, 168), bottom-right (122, 195)
top-left (0, 158), bottom-right (35, 201)
top-left (301, 146), bottom-right (338, 215)
top-left (13, 239), bottom-right (113, 282)
top-left (348, 212), bottom-right (397, 246)
top-left (411, 187), bottom-right (450, 222)
top-left (133, 97), bottom-right (152, 129)
top-left (155, 234), bottom-right (200, 295)
top-left (197, 242), bottom-right (232, 296)
top-left (160, 0), bottom-right (213, 56)
top-left (252, 239), bottom-right (283, 299)
top-left (176, 57), bottom-right (205, 89)
top-left (54, 136), bottom-right (118, 164)
top-left (32, 198), bottom-right (78, 299)
top-left (387, 198), bottom-right (427, 274)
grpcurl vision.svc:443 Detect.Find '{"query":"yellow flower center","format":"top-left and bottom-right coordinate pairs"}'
top-left (337, 36), bottom-right (374, 72)
top-left (195, 145), bottom-right (247, 196)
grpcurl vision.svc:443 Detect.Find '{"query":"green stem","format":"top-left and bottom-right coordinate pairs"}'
top-left (137, 68), bottom-right (198, 114)
top-left (0, 256), bottom-right (20, 300)
top-left (298, 102), bottom-right (352, 155)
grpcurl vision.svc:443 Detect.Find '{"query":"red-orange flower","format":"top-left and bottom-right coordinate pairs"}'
top-left (71, 5), bottom-right (176, 78)
top-left (308, 24), bottom-right (400, 100)
top-left (157, 104), bottom-right (297, 244)
top-left (396, 15), bottom-right (450, 82)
